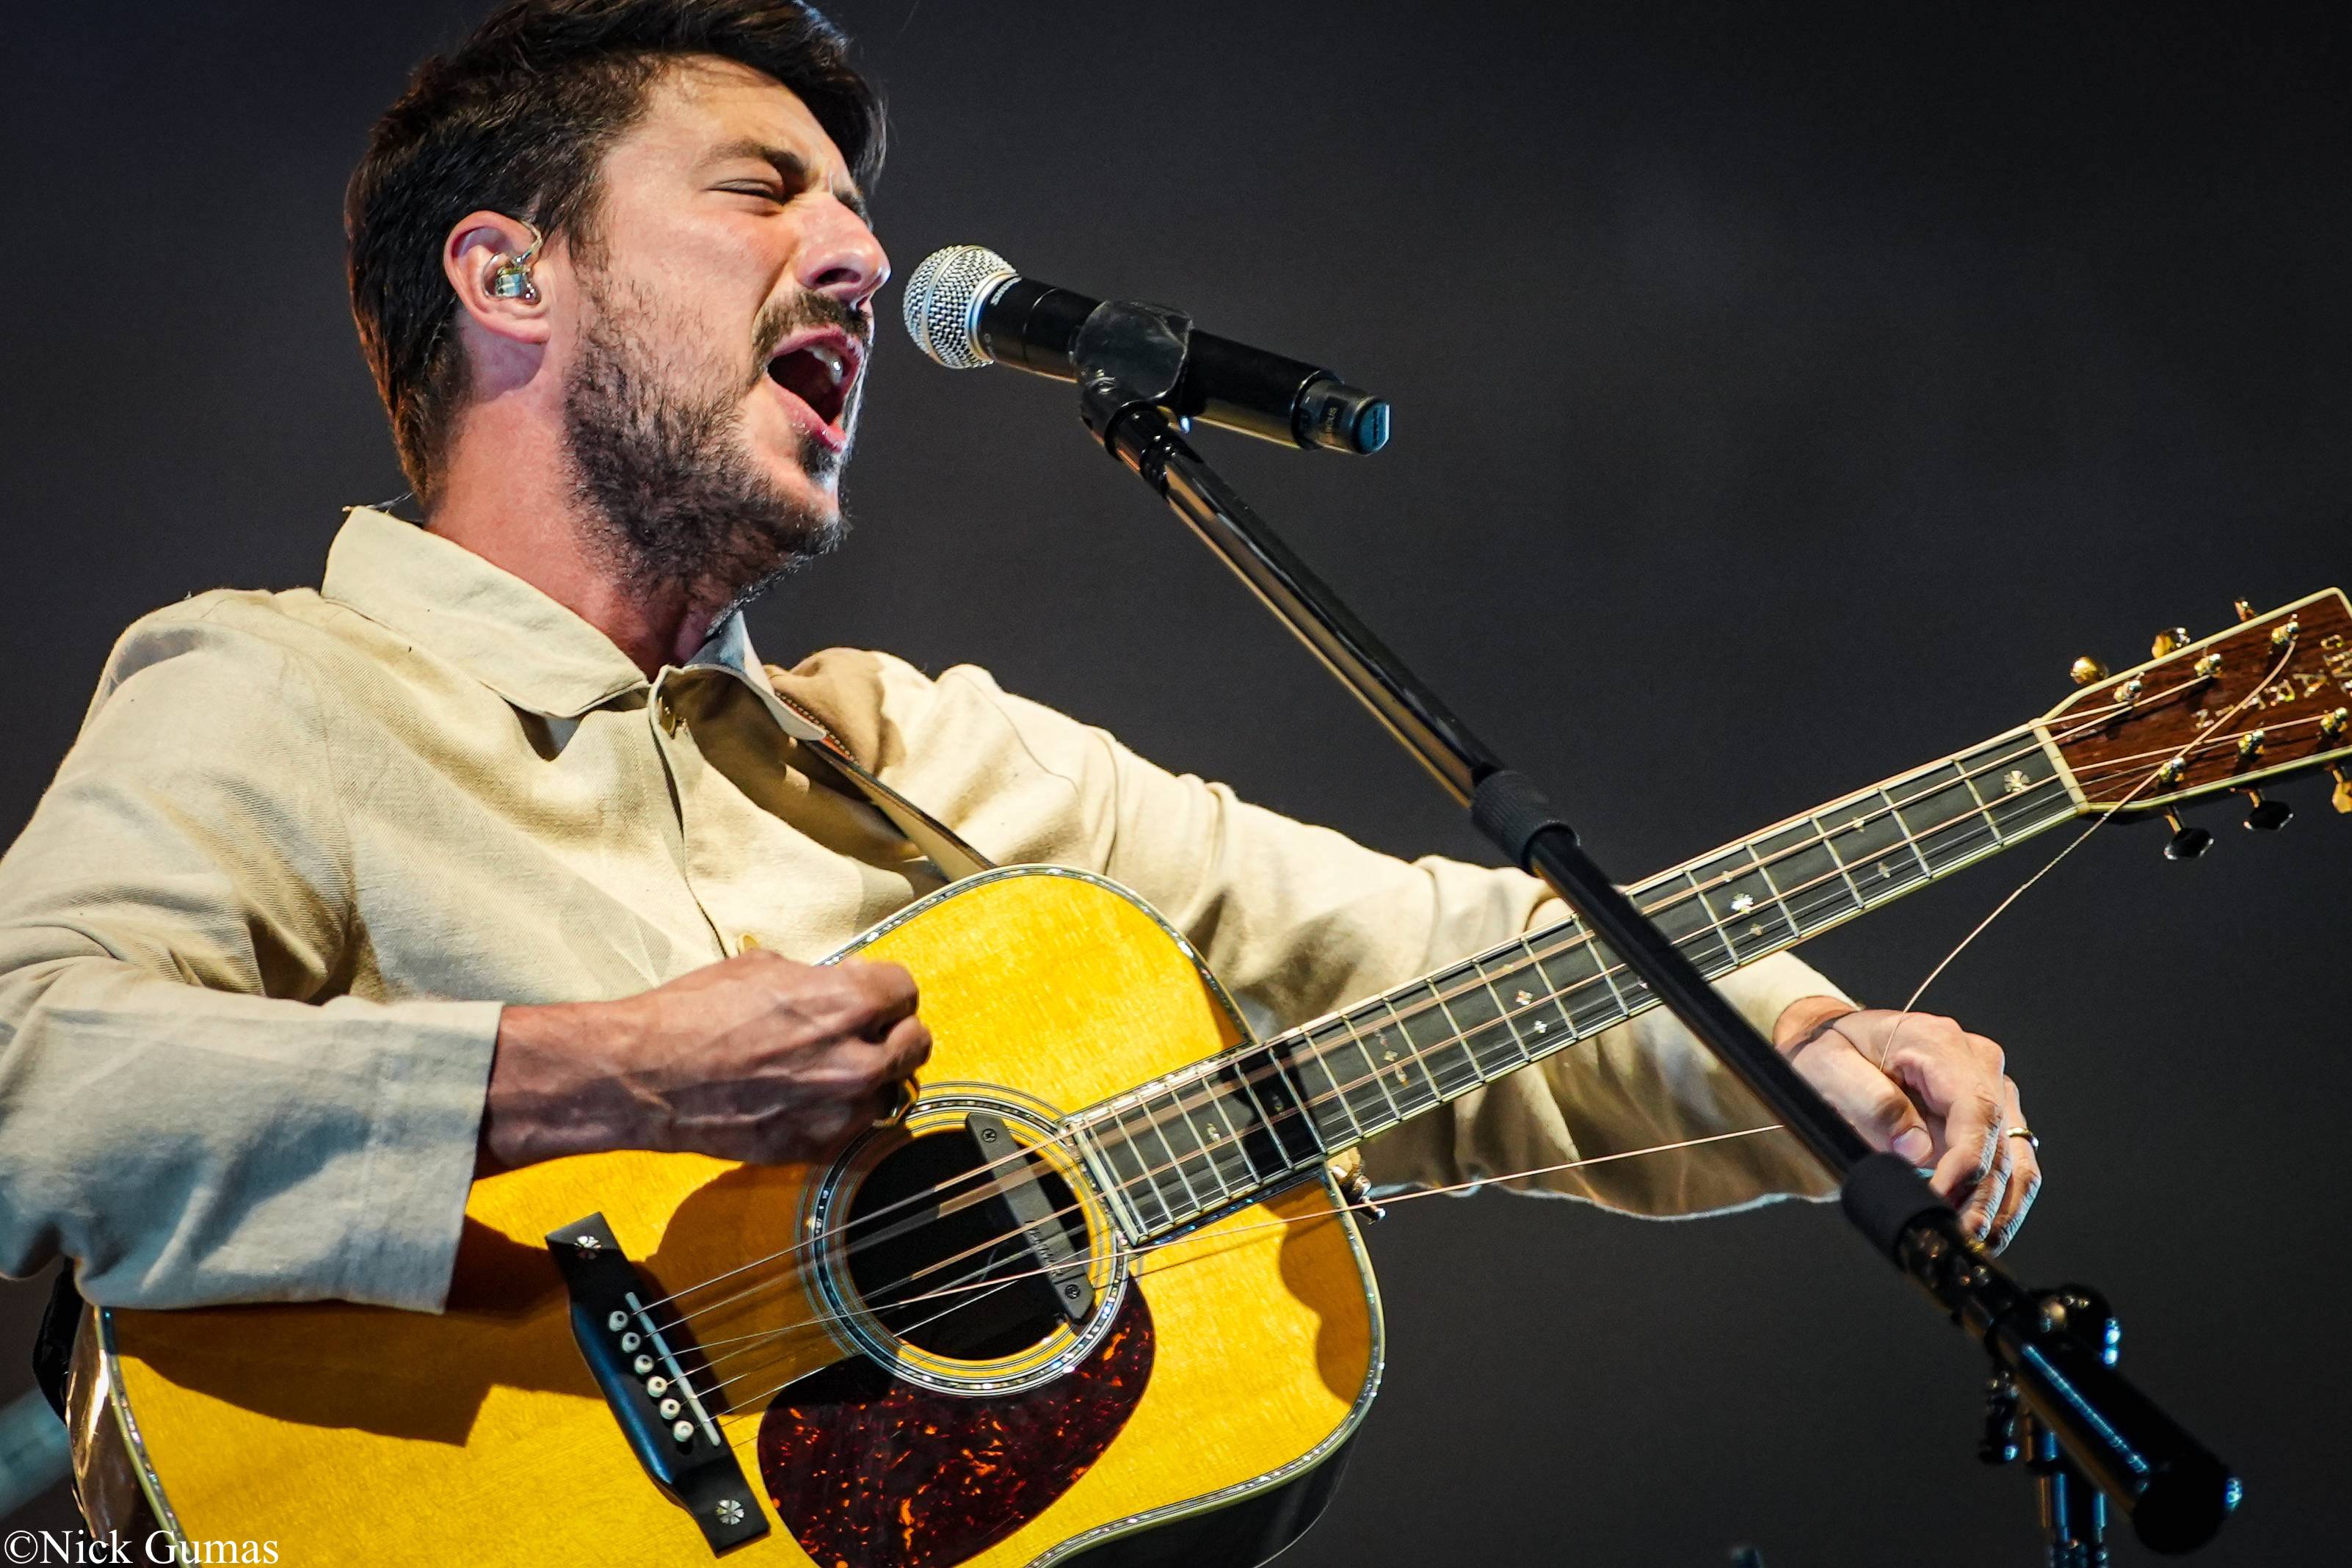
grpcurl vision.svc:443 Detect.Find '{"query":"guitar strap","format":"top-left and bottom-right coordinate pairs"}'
top-left (755, 669), bottom-right (996, 882)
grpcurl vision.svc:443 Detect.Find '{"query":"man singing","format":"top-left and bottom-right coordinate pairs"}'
top-left (0, 0), bottom-right (2033, 1336)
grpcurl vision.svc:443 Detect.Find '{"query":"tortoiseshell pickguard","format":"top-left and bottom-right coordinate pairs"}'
top-left (756, 1290), bottom-right (1155, 1568)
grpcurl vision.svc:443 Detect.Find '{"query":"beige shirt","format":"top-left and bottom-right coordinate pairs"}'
top-left (0, 509), bottom-right (1843, 1313)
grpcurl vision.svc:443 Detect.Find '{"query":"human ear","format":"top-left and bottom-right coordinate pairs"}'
top-left (443, 209), bottom-right (554, 346)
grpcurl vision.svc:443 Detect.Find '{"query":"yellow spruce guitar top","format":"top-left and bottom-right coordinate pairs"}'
top-left (85, 868), bottom-right (1384, 1568)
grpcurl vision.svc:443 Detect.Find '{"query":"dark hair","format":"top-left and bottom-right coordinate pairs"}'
top-left (345, 0), bottom-right (884, 503)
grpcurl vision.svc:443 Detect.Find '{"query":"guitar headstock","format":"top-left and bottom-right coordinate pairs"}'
top-left (2039, 589), bottom-right (2352, 843)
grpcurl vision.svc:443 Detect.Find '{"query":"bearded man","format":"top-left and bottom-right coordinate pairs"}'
top-left (0, 0), bottom-right (2033, 1401)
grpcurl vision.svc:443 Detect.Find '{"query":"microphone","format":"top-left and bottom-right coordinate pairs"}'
top-left (901, 245), bottom-right (1390, 454)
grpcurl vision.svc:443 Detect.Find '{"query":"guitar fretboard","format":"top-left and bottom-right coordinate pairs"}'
top-left (1070, 725), bottom-right (2077, 1241)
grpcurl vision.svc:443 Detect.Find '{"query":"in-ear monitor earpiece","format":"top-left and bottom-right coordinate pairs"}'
top-left (487, 219), bottom-right (545, 305)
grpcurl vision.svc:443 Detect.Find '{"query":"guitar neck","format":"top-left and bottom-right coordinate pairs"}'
top-left (1072, 723), bottom-right (2080, 1240)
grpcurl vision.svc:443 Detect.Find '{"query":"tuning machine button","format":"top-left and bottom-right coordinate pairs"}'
top-left (2234, 598), bottom-right (2257, 623)
top-left (2069, 656), bottom-right (2108, 687)
top-left (2162, 811), bottom-right (2213, 860)
top-left (2152, 627), bottom-right (2192, 657)
top-left (2240, 791), bottom-right (2293, 832)
top-left (2331, 766), bottom-right (2352, 816)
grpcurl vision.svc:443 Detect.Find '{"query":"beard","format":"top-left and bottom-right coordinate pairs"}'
top-left (561, 277), bottom-right (860, 621)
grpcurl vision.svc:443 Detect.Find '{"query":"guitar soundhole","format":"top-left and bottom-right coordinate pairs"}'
top-left (844, 1127), bottom-right (1096, 1360)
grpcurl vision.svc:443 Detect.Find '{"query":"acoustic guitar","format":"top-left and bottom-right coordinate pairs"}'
top-left (65, 590), bottom-right (2352, 1567)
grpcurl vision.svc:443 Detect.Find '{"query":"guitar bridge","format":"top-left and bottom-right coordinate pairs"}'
top-left (547, 1213), bottom-right (769, 1556)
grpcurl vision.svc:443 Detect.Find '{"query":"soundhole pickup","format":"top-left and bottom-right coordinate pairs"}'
top-left (963, 1112), bottom-right (1094, 1325)
top-left (546, 1213), bottom-right (769, 1556)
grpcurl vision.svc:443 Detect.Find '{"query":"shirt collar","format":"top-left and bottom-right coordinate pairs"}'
top-left (320, 507), bottom-right (765, 718)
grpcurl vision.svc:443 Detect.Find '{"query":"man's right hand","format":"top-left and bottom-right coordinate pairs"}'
top-left (478, 951), bottom-right (932, 1173)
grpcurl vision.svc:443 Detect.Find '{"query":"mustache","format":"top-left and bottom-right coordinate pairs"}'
top-left (752, 291), bottom-right (871, 369)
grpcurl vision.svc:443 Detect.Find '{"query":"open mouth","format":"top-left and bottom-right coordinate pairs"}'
top-left (764, 334), bottom-right (860, 435)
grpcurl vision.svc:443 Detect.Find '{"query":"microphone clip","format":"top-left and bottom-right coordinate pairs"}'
top-left (1073, 300), bottom-right (1195, 451)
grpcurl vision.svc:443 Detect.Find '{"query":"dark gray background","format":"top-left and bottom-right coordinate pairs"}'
top-left (1, 2), bottom-right (2345, 1563)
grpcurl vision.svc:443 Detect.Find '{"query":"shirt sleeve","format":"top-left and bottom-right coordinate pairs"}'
top-left (780, 650), bottom-right (1850, 1217)
top-left (0, 600), bottom-right (499, 1310)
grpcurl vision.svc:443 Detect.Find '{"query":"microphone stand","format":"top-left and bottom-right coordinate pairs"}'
top-left (1060, 299), bottom-right (2240, 1558)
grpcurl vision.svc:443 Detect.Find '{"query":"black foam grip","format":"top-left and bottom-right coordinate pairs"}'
top-left (1470, 769), bottom-right (1575, 868)
top-left (1840, 1151), bottom-right (1951, 1255)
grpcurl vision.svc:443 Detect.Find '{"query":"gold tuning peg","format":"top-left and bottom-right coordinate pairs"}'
top-left (2152, 628), bottom-right (2192, 657)
top-left (2234, 598), bottom-right (2257, 623)
top-left (2069, 656), bottom-right (2109, 687)
top-left (2333, 766), bottom-right (2352, 816)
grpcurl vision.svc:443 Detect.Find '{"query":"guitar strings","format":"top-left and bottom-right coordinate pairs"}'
top-left (636, 716), bottom-right (2207, 1353)
top-left (658, 673), bottom-right (2306, 1409)
top-left (636, 677), bottom-right (2304, 1346)
top-left (686, 1125), bottom-right (1793, 1420)
top-left (650, 733), bottom-right (2141, 1361)
top-left (658, 740), bottom-right (2094, 1383)
top-left (633, 722), bottom-right (2072, 1324)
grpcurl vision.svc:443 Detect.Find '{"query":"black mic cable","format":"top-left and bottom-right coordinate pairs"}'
top-left (901, 245), bottom-right (1390, 455)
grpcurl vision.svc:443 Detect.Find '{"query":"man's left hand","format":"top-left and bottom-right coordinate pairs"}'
top-left (1772, 998), bottom-right (2041, 1251)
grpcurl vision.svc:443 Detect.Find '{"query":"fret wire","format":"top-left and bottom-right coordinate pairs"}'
top-left (1103, 1109), bottom-right (1174, 1233)
top-left (1583, 917), bottom-right (1634, 1018)
top-left (1133, 1096), bottom-right (1207, 1219)
top-left (1337, 1012), bottom-right (1409, 1129)
top-left (1188, 1071), bottom-right (1255, 1192)
top-left (1957, 750), bottom-right (2011, 846)
top-left (1071, 1126), bottom-right (1146, 1238)
top-left (1468, 954), bottom-right (1536, 1071)
top-left (1296, 1034), bottom-right (1370, 1146)
top-left (1743, 839), bottom-right (1804, 940)
top-left (1810, 807), bottom-right (1872, 907)
top-left (1315, 1020), bottom-right (1389, 1137)
top-left (1887, 787), bottom-right (1936, 881)
top-left (1679, 865), bottom-right (1740, 971)
top-left (1509, 932), bottom-right (1579, 1045)
top-left (1377, 995), bottom-right (1448, 1105)
top-left (1421, 973), bottom-right (1487, 1089)
top-left (1169, 1075), bottom-right (1239, 1203)
top-left (1225, 1058), bottom-right (1287, 1183)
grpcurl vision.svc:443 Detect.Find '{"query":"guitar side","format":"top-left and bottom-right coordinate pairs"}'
top-left (83, 867), bottom-right (1382, 1567)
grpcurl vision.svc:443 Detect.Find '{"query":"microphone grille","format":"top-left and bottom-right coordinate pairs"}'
top-left (902, 245), bottom-right (1019, 370)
